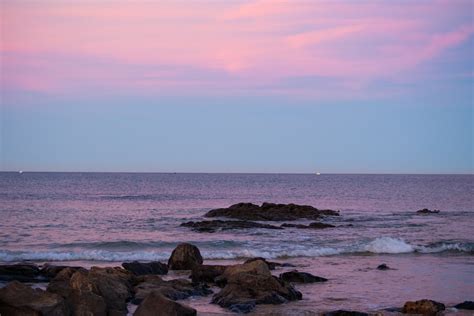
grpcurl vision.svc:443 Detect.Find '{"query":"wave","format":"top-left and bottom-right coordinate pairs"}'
top-left (0, 238), bottom-right (471, 262)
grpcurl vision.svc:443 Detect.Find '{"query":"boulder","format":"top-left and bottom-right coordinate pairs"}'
top-left (205, 202), bottom-right (339, 221)
top-left (454, 301), bottom-right (474, 310)
top-left (416, 208), bottom-right (440, 214)
top-left (323, 311), bottom-right (369, 316)
top-left (211, 259), bottom-right (302, 312)
top-left (122, 261), bottom-right (168, 275)
top-left (0, 263), bottom-right (42, 282)
top-left (0, 281), bottom-right (69, 316)
top-left (47, 267), bottom-right (87, 297)
top-left (402, 299), bottom-right (445, 315)
top-left (377, 264), bottom-right (390, 271)
top-left (190, 265), bottom-right (227, 284)
top-left (40, 264), bottom-right (83, 279)
top-left (279, 270), bottom-right (328, 283)
top-left (280, 222), bottom-right (335, 229)
top-left (134, 291), bottom-right (196, 316)
top-left (132, 275), bottom-right (212, 304)
top-left (243, 257), bottom-right (295, 270)
top-left (168, 243), bottom-right (203, 270)
top-left (180, 220), bottom-right (283, 233)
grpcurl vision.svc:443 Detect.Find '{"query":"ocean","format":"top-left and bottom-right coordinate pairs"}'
top-left (0, 172), bottom-right (473, 314)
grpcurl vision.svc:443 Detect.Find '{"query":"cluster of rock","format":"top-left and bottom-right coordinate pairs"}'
top-left (416, 208), bottom-right (441, 214)
top-left (181, 202), bottom-right (339, 233)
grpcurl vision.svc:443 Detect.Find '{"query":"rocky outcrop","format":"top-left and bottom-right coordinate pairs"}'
top-left (168, 243), bottom-right (203, 270)
top-left (376, 264), bottom-right (390, 270)
top-left (0, 263), bottom-right (42, 282)
top-left (416, 208), bottom-right (440, 214)
top-left (132, 275), bottom-right (212, 304)
top-left (40, 264), bottom-right (83, 279)
top-left (181, 220), bottom-right (283, 232)
top-left (0, 281), bottom-right (69, 316)
top-left (279, 270), bottom-right (328, 283)
top-left (211, 259), bottom-right (302, 313)
top-left (205, 202), bottom-right (339, 221)
top-left (243, 257), bottom-right (295, 270)
top-left (454, 301), bottom-right (474, 310)
top-left (402, 299), bottom-right (445, 315)
top-left (122, 261), bottom-right (168, 275)
top-left (280, 222), bottom-right (335, 229)
top-left (134, 291), bottom-right (196, 316)
top-left (190, 265), bottom-right (227, 284)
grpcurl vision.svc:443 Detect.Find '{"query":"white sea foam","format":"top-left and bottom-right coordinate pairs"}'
top-left (361, 237), bottom-right (415, 254)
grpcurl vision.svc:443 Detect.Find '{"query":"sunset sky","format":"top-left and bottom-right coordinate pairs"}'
top-left (1, 0), bottom-right (473, 173)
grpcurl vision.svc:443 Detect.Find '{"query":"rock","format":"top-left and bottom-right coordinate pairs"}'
top-left (181, 220), bottom-right (283, 233)
top-left (190, 265), bottom-right (227, 283)
top-left (67, 290), bottom-right (107, 316)
top-left (454, 301), bottom-right (474, 310)
top-left (47, 267), bottom-right (88, 297)
top-left (0, 281), bottom-right (69, 316)
top-left (40, 264), bottom-right (83, 279)
top-left (132, 275), bottom-right (212, 304)
top-left (279, 270), bottom-right (328, 283)
top-left (212, 259), bottom-right (302, 312)
top-left (402, 299), bottom-right (445, 315)
top-left (205, 202), bottom-right (339, 221)
top-left (0, 263), bottom-right (43, 282)
top-left (280, 222), bottom-right (335, 229)
top-left (122, 261), bottom-right (168, 275)
top-left (168, 243), bottom-right (203, 270)
top-left (377, 264), bottom-right (390, 270)
top-left (243, 257), bottom-right (296, 270)
top-left (416, 208), bottom-right (440, 214)
top-left (323, 311), bottom-right (369, 316)
top-left (134, 291), bottom-right (196, 316)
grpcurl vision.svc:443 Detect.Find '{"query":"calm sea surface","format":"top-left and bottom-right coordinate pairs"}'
top-left (0, 172), bottom-right (473, 314)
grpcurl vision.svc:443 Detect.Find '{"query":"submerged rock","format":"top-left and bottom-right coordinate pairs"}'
top-left (454, 301), bottom-right (474, 310)
top-left (376, 264), bottom-right (390, 270)
top-left (181, 220), bottom-right (283, 233)
top-left (402, 299), bottom-right (445, 315)
top-left (212, 259), bottom-right (302, 313)
top-left (243, 257), bottom-right (296, 270)
top-left (416, 208), bottom-right (440, 214)
top-left (132, 275), bottom-right (212, 304)
top-left (0, 263), bottom-right (42, 282)
top-left (280, 222), bottom-right (335, 229)
top-left (122, 261), bottom-right (168, 275)
top-left (323, 311), bottom-right (369, 316)
top-left (279, 270), bottom-right (328, 283)
top-left (168, 243), bottom-right (203, 270)
top-left (191, 265), bottom-right (227, 284)
top-left (0, 281), bottom-right (69, 315)
top-left (134, 291), bottom-right (196, 316)
top-left (205, 202), bottom-right (339, 221)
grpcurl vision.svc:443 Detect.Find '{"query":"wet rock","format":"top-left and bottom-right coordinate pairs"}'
top-left (67, 290), bottom-right (107, 316)
top-left (134, 291), bottom-right (197, 316)
top-left (377, 264), bottom-right (390, 270)
top-left (168, 243), bottom-right (203, 270)
top-left (132, 275), bottom-right (212, 304)
top-left (402, 299), bottom-right (445, 315)
top-left (190, 265), bottom-right (227, 283)
top-left (323, 310), bottom-right (369, 316)
top-left (243, 257), bottom-right (295, 270)
top-left (416, 208), bottom-right (440, 214)
top-left (122, 261), bottom-right (168, 276)
top-left (454, 301), bottom-right (474, 310)
top-left (47, 267), bottom-right (88, 297)
top-left (279, 270), bottom-right (328, 283)
top-left (40, 264), bottom-right (83, 279)
top-left (280, 222), bottom-right (335, 229)
top-left (181, 220), bottom-right (283, 233)
top-left (0, 281), bottom-right (69, 316)
top-left (0, 263), bottom-right (43, 282)
top-left (205, 202), bottom-right (339, 221)
top-left (212, 259), bottom-right (302, 312)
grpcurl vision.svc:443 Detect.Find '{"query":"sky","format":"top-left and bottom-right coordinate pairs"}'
top-left (0, 0), bottom-right (473, 173)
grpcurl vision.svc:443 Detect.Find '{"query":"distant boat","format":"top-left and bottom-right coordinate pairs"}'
top-left (315, 172), bottom-right (321, 175)
top-left (19, 170), bottom-right (23, 174)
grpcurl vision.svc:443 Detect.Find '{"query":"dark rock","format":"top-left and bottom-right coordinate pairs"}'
top-left (243, 257), bottom-right (295, 270)
top-left (205, 202), bottom-right (339, 221)
top-left (377, 264), bottom-right (390, 270)
top-left (122, 261), bottom-right (168, 275)
top-left (280, 222), bottom-right (335, 229)
top-left (134, 291), bottom-right (196, 316)
top-left (191, 265), bottom-right (227, 284)
top-left (132, 275), bottom-right (212, 304)
top-left (455, 301), bottom-right (474, 310)
top-left (211, 259), bottom-right (302, 313)
top-left (181, 220), bottom-right (283, 233)
top-left (279, 270), bottom-right (328, 283)
top-left (0, 263), bottom-right (43, 282)
top-left (47, 267), bottom-right (88, 297)
top-left (40, 264), bottom-right (83, 279)
top-left (0, 281), bottom-right (69, 316)
top-left (323, 310), bottom-right (369, 316)
top-left (416, 208), bottom-right (440, 214)
top-left (168, 243), bottom-right (203, 270)
top-left (402, 299), bottom-right (445, 315)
